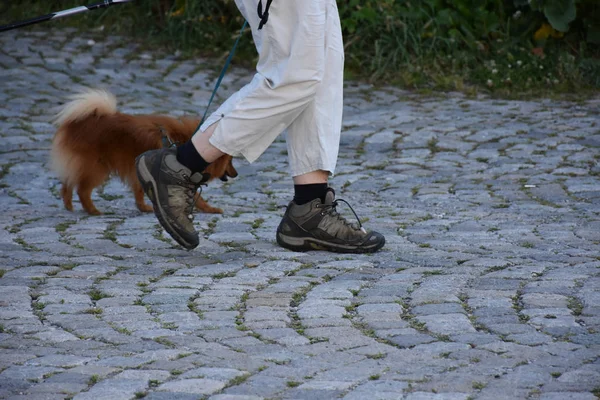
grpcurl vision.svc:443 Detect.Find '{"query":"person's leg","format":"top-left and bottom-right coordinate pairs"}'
top-left (292, 171), bottom-right (328, 207)
top-left (196, 0), bottom-right (328, 163)
top-left (190, 123), bottom-right (223, 163)
top-left (286, 0), bottom-right (343, 206)
top-left (275, 0), bottom-right (385, 253)
top-left (136, 0), bottom-right (329, 250)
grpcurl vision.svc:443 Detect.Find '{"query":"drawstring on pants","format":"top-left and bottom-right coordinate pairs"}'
top-left (257, 0), bottom-right (273, 30)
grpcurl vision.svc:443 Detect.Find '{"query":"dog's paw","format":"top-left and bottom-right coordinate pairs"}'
top-left (137, 203), bottom-right (154, 213)
top-left (200, 206), bottom-right (224, 214)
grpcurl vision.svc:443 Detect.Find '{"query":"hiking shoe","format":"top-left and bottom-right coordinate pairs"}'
top-left (276, 188), bottom-right (385, 253)
top-left (135, 147), bottom-right (208, 250)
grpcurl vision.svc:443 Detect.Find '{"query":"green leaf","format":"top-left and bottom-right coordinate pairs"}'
top-left (355, 7), bottom-right (378, 23)
top-left (436, 9), bottom-right (454, 26)
top-left (543, 0), bottom-right (577, 32)
top-left (448, 28), bottom-right (462, 39)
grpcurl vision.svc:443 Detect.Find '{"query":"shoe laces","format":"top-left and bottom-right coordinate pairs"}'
top-left (181, 176), bottom-right (204, 222)
top-left (318, 198), bottom-right (366, 233)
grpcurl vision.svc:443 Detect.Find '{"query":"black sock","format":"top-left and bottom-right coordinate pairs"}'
top-left (294, 183), bottom-right (328, 205)
top-left (176, 141), bottom-right (210, 174)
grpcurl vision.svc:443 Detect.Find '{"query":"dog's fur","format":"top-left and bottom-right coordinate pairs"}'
top-left (51, 89), bottom-right (236, 215)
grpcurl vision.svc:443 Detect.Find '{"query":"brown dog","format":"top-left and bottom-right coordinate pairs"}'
top-left (51, 89), bottom-right (236, 215)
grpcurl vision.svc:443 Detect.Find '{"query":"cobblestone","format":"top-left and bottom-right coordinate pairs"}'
top-left (0, 27), bottom-right (599, 399)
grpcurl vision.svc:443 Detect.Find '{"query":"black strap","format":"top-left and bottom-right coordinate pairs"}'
top-left (257, 0), bottom-right (273, 30)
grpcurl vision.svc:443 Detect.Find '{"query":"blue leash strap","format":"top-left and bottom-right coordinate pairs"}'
top-left (199, 20), bottom-right (248, 127)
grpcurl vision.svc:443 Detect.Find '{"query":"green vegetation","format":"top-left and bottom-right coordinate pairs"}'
top-left (2, 0), bottom-right (598, 95)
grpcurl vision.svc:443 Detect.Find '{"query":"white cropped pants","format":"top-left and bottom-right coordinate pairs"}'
top-left (200, 0), bottom-right (344, 177)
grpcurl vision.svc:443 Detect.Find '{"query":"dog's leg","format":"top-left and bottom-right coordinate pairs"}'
top-left (77, 180), bottom-right (102, 215)
top-left (132, 180), bottom-right (153, 213)
top-left (61, 183), bottom-right (74, 211)
top-left (195, 195), bottom-right (223, 214)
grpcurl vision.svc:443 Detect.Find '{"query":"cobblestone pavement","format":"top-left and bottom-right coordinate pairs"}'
top-left (0, 27), bottom-right (599, 400)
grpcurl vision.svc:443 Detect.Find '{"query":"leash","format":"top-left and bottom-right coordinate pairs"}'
top-left (0, 0), bottom-right (134, 33)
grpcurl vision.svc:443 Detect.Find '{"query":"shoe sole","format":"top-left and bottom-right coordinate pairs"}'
top-left (276, 231), bottom-right (385, 254)
top-left (135, 154), bottom-right (198, 250)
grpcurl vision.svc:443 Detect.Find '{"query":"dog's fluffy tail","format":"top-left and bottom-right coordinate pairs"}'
top-left (51, 89), bottom-right (117, 189)
top-left (53, 88), bottom-right (117, 126)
